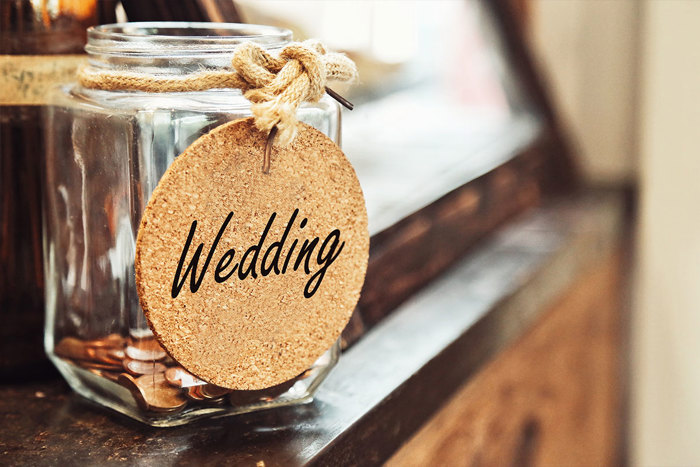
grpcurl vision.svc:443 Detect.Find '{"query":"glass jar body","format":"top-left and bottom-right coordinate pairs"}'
top-left (43, 23), bottom-right (341, 426)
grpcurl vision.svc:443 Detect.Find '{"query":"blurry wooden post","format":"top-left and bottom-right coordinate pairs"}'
top-left (511, 0), bottom-right (531, 29)
top-left (488, 0), bottom-right (579, 195)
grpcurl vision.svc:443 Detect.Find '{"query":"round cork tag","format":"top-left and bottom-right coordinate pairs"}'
top-left (135, 118), bottom-right (369, 390)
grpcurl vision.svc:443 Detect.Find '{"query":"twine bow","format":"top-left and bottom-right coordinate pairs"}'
top-left (232, 40), bottom-right (356, 145)
top-left (78, 40), bottom-right (357, 146)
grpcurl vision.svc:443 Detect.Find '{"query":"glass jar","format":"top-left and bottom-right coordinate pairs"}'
top-left (44, 23), bottom-right (341, 427)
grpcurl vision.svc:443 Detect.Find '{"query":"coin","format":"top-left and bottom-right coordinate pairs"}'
top-left (105, 348), bottom-right (126, 360)
top-left (185, 386), bottom-right (205, 401)
top-left (161, 355), bottom-right (177, 366)
top-left (200, 384), bottom-right (232, 399)
top-left (164, 367), bottom-right (206, 388)
top-left (85, 333), bottom-right (124, 349)
top-left (202, 396), bottom-right (227, 406)
top-left (89, 347), bottom-right (124, 366)
top-left (54, 337), bottom-right (92, 361)
top-left (123, 358), bottom-right (166, 376)
top-left (136, 373), bottom-right (187, 413)
top-left (60, 332), bottom-right (316, 415)
top-left (119, 373), bottom-right (186, 413)
top-left (125, 338), bottom-right (166, 361)
top-left (77, 360), bottom-right (123, 371)
top-left (117, 373), bottom-right (148, 410)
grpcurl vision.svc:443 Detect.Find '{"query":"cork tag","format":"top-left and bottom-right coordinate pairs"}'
top-left (135, 118), bottom-right (369, 390)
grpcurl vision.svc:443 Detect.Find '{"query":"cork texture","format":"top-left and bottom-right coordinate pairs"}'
top-left (135, 118), bottom-right (369, 390)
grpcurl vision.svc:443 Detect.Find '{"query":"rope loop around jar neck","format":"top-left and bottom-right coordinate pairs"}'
top-left (79, 23), bottom-right (358, 148)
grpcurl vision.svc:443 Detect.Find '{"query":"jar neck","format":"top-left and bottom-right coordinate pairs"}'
top-left (85, 22), bottom-right (292, 75)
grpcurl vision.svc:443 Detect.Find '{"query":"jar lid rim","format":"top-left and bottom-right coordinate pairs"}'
top-left (87, 22), bottom-right (293, 54)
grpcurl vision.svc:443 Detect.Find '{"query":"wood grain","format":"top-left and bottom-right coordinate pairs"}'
top-left (387, 254), bottom-right (623, 466)
top-left (354, 142), bottom-right (545, 334)
top-left (0, 192), bottom-right (626, 466)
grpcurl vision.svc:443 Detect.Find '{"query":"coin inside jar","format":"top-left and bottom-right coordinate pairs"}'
top-left (77, 360), bottom-right (123, 371)
top-left (85, 333), bottom-right (125, 349)
top-left (123, 358), bottom-right (167, 376)
top-left (89, 347), bottom-right (124, 366)
top-left (120, 373), bottom-right (187, 413)
top-left (165, 367), bottom-right (206, 388)
top-left (56, 333), bottom-right (319, 416)
top-left (55, 337), bottom-right (92, 361)
top-left (125, 338), bottom-right (166, 361)
top-left (200, 384), bottom-right (232, 399)
top-left (117, 373), bottom-right (148, 410)
top-left (185, 386), bottom-right (205, 401)
top-left (137, 374), bottom-right (187, 413)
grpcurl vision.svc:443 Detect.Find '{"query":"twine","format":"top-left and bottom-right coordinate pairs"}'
top-left (78, 40), bottom-right (357, 146)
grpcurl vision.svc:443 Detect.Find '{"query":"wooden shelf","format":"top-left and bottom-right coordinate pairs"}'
top-left (0, 189), bottom-right (628, 466)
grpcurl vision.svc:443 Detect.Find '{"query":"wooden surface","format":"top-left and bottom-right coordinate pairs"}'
top-left (357, 143), bottom-right (544, 332)
top-left (0, 193), bottom-right (626, 466)
top-left (388, 253), bottom-right (623, 466)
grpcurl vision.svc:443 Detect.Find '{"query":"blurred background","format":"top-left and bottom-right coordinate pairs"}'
top-left (533, 2), bottom-right (697, 464)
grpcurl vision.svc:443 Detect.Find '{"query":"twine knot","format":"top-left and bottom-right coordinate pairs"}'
top-left (232, 40), bottom-right (357, 145)
top-left (78, 39), bottom-right (357, 147)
